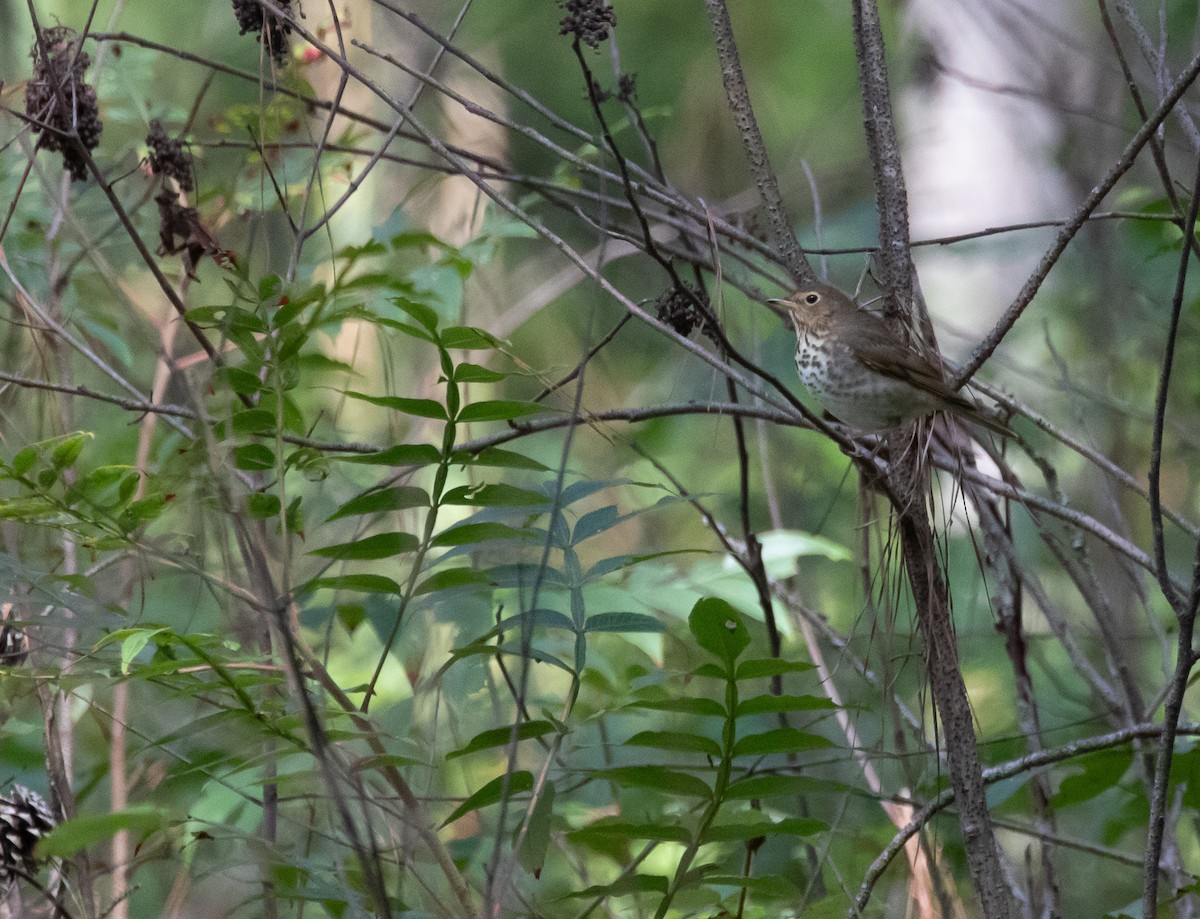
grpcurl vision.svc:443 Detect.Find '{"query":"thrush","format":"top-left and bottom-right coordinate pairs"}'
top-left (769, 283), bottom-right (1009, 436)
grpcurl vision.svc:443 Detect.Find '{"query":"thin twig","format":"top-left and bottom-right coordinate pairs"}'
top-left (954, 44), bottom-right (1200, 385)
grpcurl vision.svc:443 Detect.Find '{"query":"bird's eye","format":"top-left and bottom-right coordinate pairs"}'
top-left (805, 293), bottom-right (820, 304)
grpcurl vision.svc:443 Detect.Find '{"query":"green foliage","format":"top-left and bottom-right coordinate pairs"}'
top-left (4, 4), bottom-right (1194, 916)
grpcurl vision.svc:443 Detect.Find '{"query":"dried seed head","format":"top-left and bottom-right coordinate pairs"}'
top-left (232, 0), bottom-right (295, 65)
top-left (24, 27), bottom-right (103, 181)
top-left (655, 283), bottom-right (716, 343)
top-left (558, 0), bottom-right (616, 49)
top-left (146, 120), bottom-right (195, 192)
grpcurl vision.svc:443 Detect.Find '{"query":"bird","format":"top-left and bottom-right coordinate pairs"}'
top-left (769, 282), bottom-right (1010, 436)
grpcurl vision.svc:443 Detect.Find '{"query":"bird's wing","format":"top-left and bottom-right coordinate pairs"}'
top-left (849, 317), bottom-right (986, 412)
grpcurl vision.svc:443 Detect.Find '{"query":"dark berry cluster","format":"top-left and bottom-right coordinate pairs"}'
top-left (0, 786), bottom-right (55, 882)
top-left (232, 0), bottom-right (293, 65)
top-left (24, 27), bottom-right (103, 182)
top-left (558, 0), bottom-right (616, 49)
top-left (656, 283), bottom-right (716, 342)
top-left (146, 120), bottom-right (194, 192)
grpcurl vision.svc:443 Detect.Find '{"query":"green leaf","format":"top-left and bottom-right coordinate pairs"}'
top-left (447, 720), bottom-right (557, 760)
top-left (246, 493), bottom-right (281, 518)
top-left (118, 628), bottom-right (166, 675)
top-left (735, 659), bottom-right (816, 680)
top-left (230, 409), bottom-right (277, 435)
top-left (309, 532), bottom-right (419, 560)
top-left (759, 529), bottom-right (852, 564)
top-left (701, 816), bottom-right (826, 842)
top-left (625, 698), bottom-right (726, 717)
top-left (215, 366), bottom-right (264, 396)
top-left (695, 875), bottom-right (801, 898)
top-left (442, 483), bottom-right (549, 507)
top-left (724, 774), bottom-right (845, 800)
top-left (345, 392), bottom-right (447, 419)
top-left (350, 753), bottom-right (422, 772)
top-left (51, 433), bottom-right (89, 469)
top-left (10, 447), bottom-right (36, 476)
top-left (337, 445), bottom-right (442, 467)
top-left (457, 400), bottom-right (545, 422)
top-left (441, 326), bottom-right (498, 349)
top-left (392, 296), bottom-right (439, 332)
top-left (624, 731), bottom-right (721, 757)
top-left (233, 443), bottom-right (276, 471)
top-left (38, 807), bottom-right (164, 858)
top-left (337, 604), bottom-right (365, 633)
top-left (1052, 749), bottom-right (1134, 807)
top-left (370, 316), bottom-right (436, 342)
top-left (592, 766), bottom-right (711, 799)
top-left (326, 486), bottom-right (429, 521)
top-left (572, 505), bottom-right (622, 543)
top-left (301, 574), bottom-right (404, 594)
top-left (562, 874), bottom-right (669, 900)
top-left (568, 819), bottom-right (690, 845)
top-left (485, 608), bottom-right (576, 635)
top-left (735, 694), bottom-right (837, 717)
top-left (75, 465), bottom-right (133, 499)
top-left (286, 448), bottom-right (328, 481)
top-left (440, 771), bottom-right (534, 828)
top-left (585, 612), bottom-right (665, 634)
top-left (431, 522), bottom-right (535, 546)
top-left (731, 728), bottom-right (832, 757)
top-left (453, 447), bottom-right (549, 471)
top-left (454, 362), bottom-right (506, 383)
top-left (415, 568), bottom-right (491, 594)
top-left (518, 781), bottom-right (555, 876)
top-left (117, 494), bottom-right (169, 527)
top-left (688, 598), bottom-right (749, 670)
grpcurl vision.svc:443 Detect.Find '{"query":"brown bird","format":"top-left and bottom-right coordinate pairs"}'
top-left (769, 283), bottom-right (1009, 436)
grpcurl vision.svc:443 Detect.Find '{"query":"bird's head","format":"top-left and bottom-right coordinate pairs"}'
top-left (767, 283), bottom-right (852, 331)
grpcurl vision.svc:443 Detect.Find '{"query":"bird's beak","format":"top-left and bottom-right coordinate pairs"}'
top-left (766, 297), bottom-right (791, 320)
